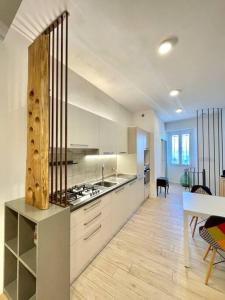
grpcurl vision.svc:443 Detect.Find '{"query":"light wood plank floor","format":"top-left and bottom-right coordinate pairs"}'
top-left (71, 184), bottom-right (225, 300)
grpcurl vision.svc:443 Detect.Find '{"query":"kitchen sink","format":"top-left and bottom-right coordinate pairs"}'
top-left (95, 181), bottom-right (117, 187)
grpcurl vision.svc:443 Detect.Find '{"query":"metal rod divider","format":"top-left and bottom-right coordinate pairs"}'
top-left (208, 108), bottom-right (211, 189)
top-left (213, 108), bottom-right (216, 195)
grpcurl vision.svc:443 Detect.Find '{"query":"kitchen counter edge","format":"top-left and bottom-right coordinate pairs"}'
top-left (70, 175), bottom-right (138, 212)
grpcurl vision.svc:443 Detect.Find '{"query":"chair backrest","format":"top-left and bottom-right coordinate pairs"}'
top-left (191, 185), bottom-right (212, 195)
top-left (201, 216), bottom-right (225, 251)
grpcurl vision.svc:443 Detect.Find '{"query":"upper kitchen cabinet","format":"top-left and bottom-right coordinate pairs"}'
top-left (116, 124), bottom-right (128, 154)
top-left (99, 118), bottom-right (117, 154)
top-left (68, 105), bottom-right (100, 149)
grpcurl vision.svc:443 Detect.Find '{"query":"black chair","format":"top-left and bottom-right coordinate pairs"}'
top-left (190, 185), bottom-right (212, 237)
top-left (156, 177), bottom-right (169, 198)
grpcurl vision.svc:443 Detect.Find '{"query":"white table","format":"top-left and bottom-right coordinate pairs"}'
top-left (183, 192), bottom-right (225, 267)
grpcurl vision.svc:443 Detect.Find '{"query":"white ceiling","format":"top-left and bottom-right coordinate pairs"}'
top-left (0, 0), bottom-right (22, 40)
top-left (12, 0), bottom-right (225, 122)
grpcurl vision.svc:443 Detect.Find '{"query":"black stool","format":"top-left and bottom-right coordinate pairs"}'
top-left (157, 177), bottom-right (169, 198)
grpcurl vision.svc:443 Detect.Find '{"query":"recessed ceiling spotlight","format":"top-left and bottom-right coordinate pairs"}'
top-left (169, 89), bottom-right (181, 97)
top-left (158, 37), bottom-right (178, 55)
top-left (176, 108), bottom-right (183, 113)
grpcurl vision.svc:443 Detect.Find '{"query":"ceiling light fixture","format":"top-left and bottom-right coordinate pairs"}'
top-left (169, 89), bottom-right (181, 97)
top-left (158, 37), bottom-right (178, 56)
top-left (176, 108), bottom-right (183, 113)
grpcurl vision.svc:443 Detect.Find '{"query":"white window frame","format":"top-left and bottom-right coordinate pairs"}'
top-left (168, 129), bottom-right (192, 167)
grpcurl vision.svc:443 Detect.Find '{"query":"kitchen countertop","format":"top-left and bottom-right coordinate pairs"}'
top-left (70, 174), bottom-right (137, 212)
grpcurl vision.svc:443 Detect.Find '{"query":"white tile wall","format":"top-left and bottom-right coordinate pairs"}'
top-left (50, 150), bottom-right (117, 188)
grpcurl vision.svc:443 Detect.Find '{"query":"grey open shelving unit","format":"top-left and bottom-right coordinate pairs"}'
top-left (4, 198), bottom-right (70, 300)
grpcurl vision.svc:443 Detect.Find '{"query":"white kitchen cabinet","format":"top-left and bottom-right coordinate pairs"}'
top-left (143, 131), bottom-right (150, 150)
top-left (111, 185), bottom-right (128, 234)
top-left (144, 183), bottom-right (150, 200)
top-left (70, 194), bottom-right (112, 282)
top-left (99, 117), bottom-right (117, 154)
top-left (70, 216), bottom-right (111, 282)
top-left (111, 179), bottom-right (144, 236)
top-left (136, 177), bottom-right (145, 206)
top-left (70, 179), bottom-right (145, 283)
top-left (68, 105), bottom-right (99, 149)
top-left (116, 124), bottom-right (128, 154)
top-left (127, 178), bottom-right (144, 213)
top-left (67, 104), bottom-right (128, 154)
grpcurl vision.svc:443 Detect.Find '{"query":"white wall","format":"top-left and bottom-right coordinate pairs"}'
top-left (0, 28), bottom-right (29, 293)
top-left (132, 110), bottom-right (166, 197)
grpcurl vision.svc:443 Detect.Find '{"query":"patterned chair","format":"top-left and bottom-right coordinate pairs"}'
top-left (199, 216), bottom-right (225, 285)
top-left (190, 185), bottom-right (212, 237)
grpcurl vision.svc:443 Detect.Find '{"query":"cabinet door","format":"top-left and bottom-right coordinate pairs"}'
top-left (136, 129), bottom-right (145, 179)
top-left (99, 118), bottom-right (117, 154)
top-left (136, 177), bottom-right (144, 206)
top-left (128, 179), bottom-right (144, 212)
top-left (127, 179), bottom-right (137, 213)
top-left (70, 216), bottom-right (111, 283)
top-left (116, 124), bottom-right (128, 154)
top-left (111, 186), bottom-right (128, 234)
top-left (68, 105), bottom-right (99, 149)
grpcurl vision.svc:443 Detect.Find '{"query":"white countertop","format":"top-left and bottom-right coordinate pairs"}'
top-left (183, 192), bottom-right (225, 218)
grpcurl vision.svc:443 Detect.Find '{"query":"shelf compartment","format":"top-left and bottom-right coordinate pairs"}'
top-left (4, 247), bottom-right (17, 300)
top-left (20, 247), bottom-right (36, 276)
top-left (5, 207), bottom-right (18, 254)
top-left (18, 262), bottom-right (36, 300)
top-left (18, 215), bottom-right (36, 255)
top-left (5, 237), bottom-right (18, 255)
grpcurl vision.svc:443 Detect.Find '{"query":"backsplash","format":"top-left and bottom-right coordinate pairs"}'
top-left (50, 149), bottom-right (117, 188)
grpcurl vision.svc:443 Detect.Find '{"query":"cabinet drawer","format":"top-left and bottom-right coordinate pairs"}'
top-left (70, 216), bottom-right (111, 282)
top-left (70, 202), bottom-right (111, 245)
top-left (70, 194), bottom-right (111, 229)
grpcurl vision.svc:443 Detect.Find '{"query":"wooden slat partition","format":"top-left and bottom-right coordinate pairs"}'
top-left (25, 34), bottom-right (49, 209)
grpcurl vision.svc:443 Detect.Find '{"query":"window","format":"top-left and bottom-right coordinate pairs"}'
top-left (181, 134), bottom-right (190, 165)
top-left (170, 132), bottom-right (191, 166)
top-left (172, 135), bottom-right (179, 164)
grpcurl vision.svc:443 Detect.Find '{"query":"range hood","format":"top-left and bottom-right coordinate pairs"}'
top-left (0, 0), bottom-right (22, 40)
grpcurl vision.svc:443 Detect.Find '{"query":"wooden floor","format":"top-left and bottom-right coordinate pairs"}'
top-left (71, 184), bottom-right (225, 300)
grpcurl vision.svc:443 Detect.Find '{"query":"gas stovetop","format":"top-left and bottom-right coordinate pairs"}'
top-left (66, 184), bottom-right (102, 206)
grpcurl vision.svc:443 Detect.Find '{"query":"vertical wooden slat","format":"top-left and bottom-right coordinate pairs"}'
top-left (25, 34), bottom-right (49, 209)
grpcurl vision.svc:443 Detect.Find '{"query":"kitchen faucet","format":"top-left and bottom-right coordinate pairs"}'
top-left (102, 164), bottom-right (105, 183)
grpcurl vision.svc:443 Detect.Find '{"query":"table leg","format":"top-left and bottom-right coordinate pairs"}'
top-left (184, 211), bottom-right (190, 268)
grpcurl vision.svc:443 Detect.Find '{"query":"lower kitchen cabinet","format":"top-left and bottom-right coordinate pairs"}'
top-left (111, 185), bottom-right (128, 235)
top-left (70, 179), bottom-right (144, 283)
top-left (70, 216), bottom-right (111, 282)
top-left (70, 194), bottom-right (112, 282)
